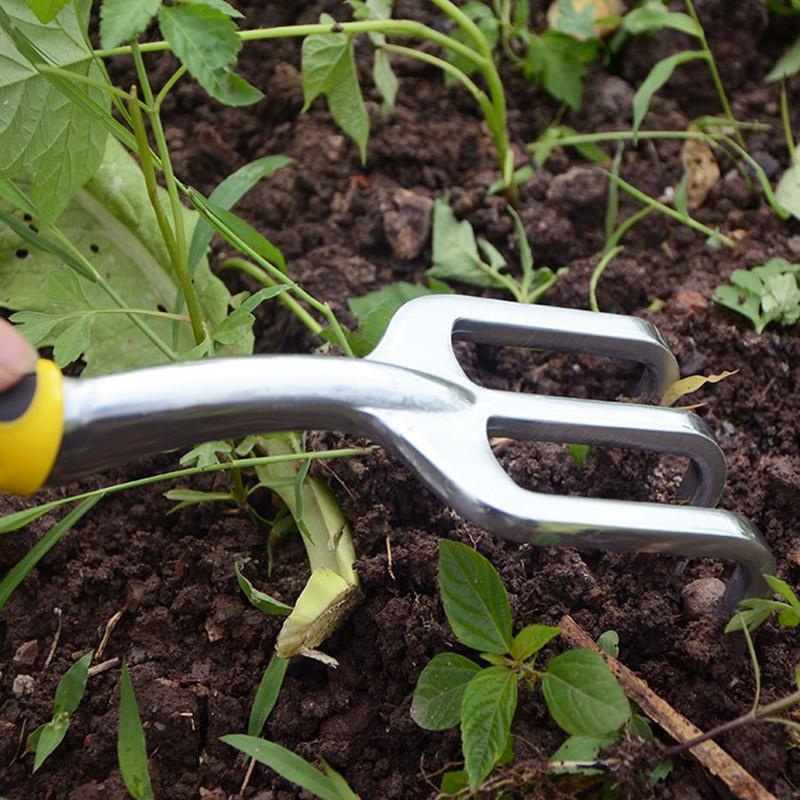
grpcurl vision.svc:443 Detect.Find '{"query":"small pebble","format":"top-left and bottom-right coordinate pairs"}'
top-left (682, 577), bottom-right (726, 619)
top-left (12, 674), bottom-right (35, 698)
top-left (787, 235), bottom-right (800, 257)
top-left (13, 640), bottom-right (38, 667)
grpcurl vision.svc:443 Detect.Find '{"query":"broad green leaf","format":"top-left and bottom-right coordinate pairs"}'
top-left (0, 1), bottom-right (109, 224)
top-left (542, 649), bottom-right (630, 737)
top-left (32, 714), bottom-right (70, 772)
top-left (766, 36), bottom-right (800, 82)
top-left (622, 2), bottom-right (700, 37)
top-left (235, 560), bottom-right (293, 616)
top-left (411, 652), bottom-right (481, 731)
top-left (221, 735), bottom-right (344, 800)
top-left (427, 197), bottom-right (505, 289)
top-left (118, 663), bottom-right (154, 800)
top-left (764, 574), bottom-right (800, 612)
top-left (523, 31), bottom-right (597, 109)
top-left (0, 138), bottom-right (247, 374)
top-left (632, 51), bottom-right (706, 136)
top-left (248, 656), bottom-right (290, 736)
top-left (22, 0), bottom-right (70, 24)
top-left (302, 18), bottom-right (369, 163)
top-left (713, 284), bottom-right (762, 332)
top-left (158, 3), bottom-right (261, 106)
top-left (551, 0), bottom-right (598, 39)
top-left (762, 273), bottom-right (800, 325)
top-left (100, 0), bottom-right (161, 49)
top-left (188, 155), bottom-right (291, 274)
top-left (372, 49), bottom-right (398, 115)
top-left (192, 0), bottom-right (242, 18)
top-left (321, 759), bottom-right (359, 800)
top-left (724, 601), bottom-right (788, 633)
top-left (510, 624), bottom-right (559, 662)
top-left (0, 496), bottom-right (101, 612)
top-left (596, 630), bottom-right (619, 658)
top-left (460, 667), bottom-right (518, 790)
top-left (52, 314), bottom-right (93, 367)
top-left (54, 650), bottom-right (93, 715)
top-left (438, 540), bottom-right (513, 655)
top-left (440, 770), bottom-right (468, 795)
top-left (549, 733), bottom-right (615, 775)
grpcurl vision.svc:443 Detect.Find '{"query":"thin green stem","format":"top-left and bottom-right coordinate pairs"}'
top-left (684, 0), bottom-right (745, 148)
top-left (428, 0), bottom-right (492, 58)
top-left (222, 258), bottom-right (323, 337)
top-left (227, 440), bottom-right (249, 505)
top-left (780, 80), bottom-right (796, 162)
top-left (155, 65), bottom-right (188, 111)
top-left (589, 245), bottom-right (623, 313)
top-left (738, 613), bottom-right (761, 714)
top-left (37, 64), bottom-right (138, 103)
top-left (47, 226), bottom-right (179, 361)
top-left (604, 206), bottom-right (653, 254)
top-left (3, 449), bottom-right (376, 536)
top-left (603, 170), bottom-right (736, 249)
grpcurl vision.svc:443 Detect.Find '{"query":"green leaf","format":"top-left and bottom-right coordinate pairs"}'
top-left (164, 488), bottom-right (235, 513)
top-left (235, 560), bottom-right (293, 616)
top-left (321, 759), bottom-right (359, 800)
top-left (411, 652), bottom-right (482, 731)
top-left (568, 443), bottom-right (591, 468)
top-left (32, 714), bottom-right (70, 772)
top-left (443, 3), bottom-right (499, 80)
top-left (0, 138), bottom-right (247, 373)
top-left (766, 36), bottom-right (800, 82)
top-left (22, 0), bottom-right (70, 23)
top-left (188, 155), bottom-right (291, 274)
top-left (0, 1), bottom-right (109, 224)
top-left (372, 49), bottom-right (398, 115)
top-left (248, 656), bottom-right (290, 737)
top-left (221, 735), bottom-right (344, 800)
top-left (523, 31), bottom-right (597, 109)
top-left (632, 51), bottom-right (706, 136)
top-left (542, 649), bottom-right (630, 737)
top-left (440, 770), bottom-right (468, 795)
top-left (54, 650), bottom-right (93, 715)
top-left (713, 284), bottom-right (763, 332)
top-left (460, 666), bottom-right (518, 790)
top-left (179, 440), bottom-right (232, 468)
top-left (622, 2), bottom-right (700, 37)
top-left (438, 540), bottom-right (513, 655)
top-left (158, 3), bottom-right (261, 106)
top-left (764, 574), bottom-right (800, 612)
top-left (776, 158), bottom-right (800, 222)
top-left (208, 286), bottom-right (287, 348)
top-left (302, 18), bottom-right (369, 163)
top-left (100, 0), bottom-right (161, 49)
top-left (427, 197), bottom-right (505, 289)
top-left (52, 313), bottom-right (93, 367)
top-left (0, 502), bottom-right (62, 534)
top-left (549, 733), bottom-right (614, 775)
top-left (596, 630), bottom-right (620, 658)
top-left (552, 0), bottom-right (598, 39)
top-left (203, 201), bottom-right (285, 270)
top-left (724, 601), bottom-right (788, 633)
top-left (510, 624), bottom-right (560, 662)
top-left (118, 663), bottom-right (154, 800)
top-left (0, 496), bottom-right (101, 612)
top-left (191, 0), bottom-right (242, 18)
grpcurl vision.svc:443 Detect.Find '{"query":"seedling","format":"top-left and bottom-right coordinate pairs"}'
top-left (411, 540), bottom-right (630, 791)
top-left (118, 662), bottom-right (154, 800)
top-left (26, 651), bottom-right (93, 772)
top-left (726, 573), bottom-right (800, 633)
top-left (714, 258), bottom-right (800, 334)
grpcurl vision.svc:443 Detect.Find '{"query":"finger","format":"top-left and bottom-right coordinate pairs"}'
top-left (0, 319), bottom-right (37, 391)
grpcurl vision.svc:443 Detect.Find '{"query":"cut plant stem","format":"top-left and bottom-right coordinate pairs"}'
top-left (131, 42), bottom-right (205, 345)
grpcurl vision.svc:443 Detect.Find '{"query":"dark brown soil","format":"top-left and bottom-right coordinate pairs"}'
top-left (2, 1), bottom-right (800, 798)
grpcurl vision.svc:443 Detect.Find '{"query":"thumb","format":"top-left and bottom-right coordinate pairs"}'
top-left (0, 319), bottom-right (38, 391)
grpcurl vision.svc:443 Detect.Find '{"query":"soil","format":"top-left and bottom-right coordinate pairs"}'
top-left (2, 1), bottom-right (800, 798)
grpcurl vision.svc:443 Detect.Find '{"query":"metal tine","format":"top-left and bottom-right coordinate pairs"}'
top-left (483, 390), bottom-right (727, 507)
top-left (367, 295), bottom-right (680, 398)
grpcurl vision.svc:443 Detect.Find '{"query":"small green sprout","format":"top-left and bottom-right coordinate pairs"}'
top-left (27, 650), bottom-right (93, 772)
top-left (713, 258), bottom-right (800, 334)
top-left (118, 662), bottom-right (154, 800)
top-left (412, 541), bottom-right (630, 791)
top-left (725, 574), bottom-right (800, 633)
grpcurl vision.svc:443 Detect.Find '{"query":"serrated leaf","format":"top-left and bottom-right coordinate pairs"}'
top-left (1, 138), bottom-right (246, 373)
top-left (53, 314), bottom-right (93, 367)
top-left (235, 560), bottom-right (293, 616)
top-left (523, 31), bottom-right (597, 109)
top-left (9, 310), bottom-right (62, 345)
top-left (118, 663), bottom-right (154, 800)
top-left (542, 649), bottom-right (630, 737)
top-left (632, 51), bottom-right (706, 136)
top-left (713, 284), bottom-right (762, 331)
top-left (221, 735), bottom-right (344, 800)
top-left (302, 20), bottom-right (369, 163)
top-left (179, 440), bottom-right (232, 468)
top-left (461, 667), bottom-right (518, 790)
top-left (0, 1), bottom-right (109, 224)
top-left (22, 0), bottom-right (70, 24)
top-left (766, 36), bottom-right (800, 82)
top-left (438, 540), bottom-right (513, 654)
top-left (188, 155), bottom-right (291, 274)
top-left (411, 652), bottom-right (481, 731)
top-left (100, 0), bottom-right (161, 49)
top-left (510, 624), bottom-right (560, 662)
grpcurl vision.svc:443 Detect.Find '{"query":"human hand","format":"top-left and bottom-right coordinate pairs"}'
top-left (0, 318), bottom-right (37, 391)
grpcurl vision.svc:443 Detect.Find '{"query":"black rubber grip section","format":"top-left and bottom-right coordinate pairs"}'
top-left (0, 372), bottom-right (37, 422)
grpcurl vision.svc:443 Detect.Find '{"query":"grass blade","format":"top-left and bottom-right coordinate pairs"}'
top-left (248, 656), bottom-right (290, 737)
top-left (118, 662), bottom-right (154, 800)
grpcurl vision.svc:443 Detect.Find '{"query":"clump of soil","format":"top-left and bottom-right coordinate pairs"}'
top-left (2, 1), bottom-right (799, 798)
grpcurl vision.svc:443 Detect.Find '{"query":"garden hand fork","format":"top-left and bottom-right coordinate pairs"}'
top-left (0, 295), bottom-right (773, 610)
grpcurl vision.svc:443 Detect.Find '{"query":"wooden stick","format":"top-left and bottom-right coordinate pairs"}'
top-left (558, 615), bottom-right (777, 800)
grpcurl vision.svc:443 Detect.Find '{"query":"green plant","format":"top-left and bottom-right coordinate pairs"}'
top-left (118, 662), bottom-right (154, 800)
top-left (714, 258), bottom-right (800, 334)
top-left (27, 651), bottom-right (93, 772)
top-left (725, 574), bottom-right (800, 633)
top-left (411, 540), bottom-right (630, 791)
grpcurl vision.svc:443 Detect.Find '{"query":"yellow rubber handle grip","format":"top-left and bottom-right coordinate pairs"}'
top-left (0, 359), bottom-right (64, 496)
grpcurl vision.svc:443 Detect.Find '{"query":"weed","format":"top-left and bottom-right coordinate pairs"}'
top-left (726, 574), bottom-right (800, 633)
top-left (411, 540), bottom-right (630, 791)
top-left (118, 663), bottom-right (154, 800)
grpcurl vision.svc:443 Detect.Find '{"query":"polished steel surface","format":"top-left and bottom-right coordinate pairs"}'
top-left (50, 295), bottom-right (773, 609)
